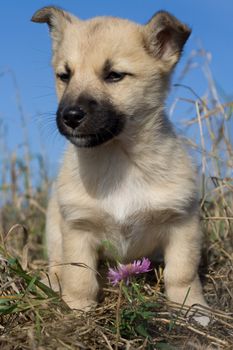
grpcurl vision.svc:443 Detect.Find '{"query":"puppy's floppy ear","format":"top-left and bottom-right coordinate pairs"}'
top-left (144, 11), bottom-right (191, 69)
top-left (31, 6), bottom-right (77, 51)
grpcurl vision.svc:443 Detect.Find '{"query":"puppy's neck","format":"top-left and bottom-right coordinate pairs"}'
top-left (119, 109), bottom-right (175, 155)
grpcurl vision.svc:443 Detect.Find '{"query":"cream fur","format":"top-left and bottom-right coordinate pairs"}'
top-left (32, 7), bottom-right (208, 318)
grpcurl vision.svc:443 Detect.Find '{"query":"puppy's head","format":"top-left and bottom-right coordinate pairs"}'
top-left (32, 7), bottom-right (190, 147)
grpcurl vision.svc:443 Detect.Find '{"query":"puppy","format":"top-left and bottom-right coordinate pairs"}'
top-left (32, 7), bottom-right (208, 315)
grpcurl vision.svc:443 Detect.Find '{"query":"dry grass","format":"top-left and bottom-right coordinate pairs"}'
top-left (0, 50), bottom-right (232, 349)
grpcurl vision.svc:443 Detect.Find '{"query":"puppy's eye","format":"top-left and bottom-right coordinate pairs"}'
top-left (56, 71), bottom-right (71, 83)
top-left (105, 71), bottom-right (126, 83)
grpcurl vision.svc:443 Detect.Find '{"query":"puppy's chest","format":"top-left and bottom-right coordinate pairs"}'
top-left (101, 183), bottom-right (183, 261)
top-left (101, 184), bottom-right (180, 232)
top-left (100, 184), bottom-right (180, 259)
top-left (100, 180), bottom-right (154, 223)
top-left (99, 178), bottom-right (182, 236)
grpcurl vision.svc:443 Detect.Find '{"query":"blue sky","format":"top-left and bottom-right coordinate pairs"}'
top-left (0, 0), bottom-right (233, 178)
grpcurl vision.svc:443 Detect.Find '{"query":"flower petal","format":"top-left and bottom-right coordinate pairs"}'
top-left (108, 258), bottom-right (152, 286)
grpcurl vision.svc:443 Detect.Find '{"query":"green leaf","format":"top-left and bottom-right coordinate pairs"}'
top-left (135, 324), bottom-right (150, 338)
top-left (141, 310), bottom-right (155, 319)
top-left (0, 303), bottom-right (18, 315)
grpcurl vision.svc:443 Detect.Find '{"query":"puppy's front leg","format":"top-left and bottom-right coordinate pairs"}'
top-left (61, 222), bottom-right (99, 311)
top-left (164, 215), bottom-right (207, 308)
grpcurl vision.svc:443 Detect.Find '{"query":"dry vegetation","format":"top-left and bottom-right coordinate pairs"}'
top-left (0, 50), bottom-right (233, 349)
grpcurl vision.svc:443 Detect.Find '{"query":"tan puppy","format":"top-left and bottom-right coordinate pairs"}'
top-left (32, 7), bottom-right (208, 315)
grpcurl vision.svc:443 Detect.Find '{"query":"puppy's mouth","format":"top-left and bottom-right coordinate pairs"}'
top-left (59, 116), bottom-right (125, 147)
top-left (67, 129), bottom-right (122, 147)
top-left (56, 97), bottom-right (126, 147)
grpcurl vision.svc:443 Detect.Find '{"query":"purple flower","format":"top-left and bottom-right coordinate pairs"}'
top-left (108, 258), bottom-right (152, 286)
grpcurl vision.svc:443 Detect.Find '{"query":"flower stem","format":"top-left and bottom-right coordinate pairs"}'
top-left (115, 280), bottom-right (123, 350)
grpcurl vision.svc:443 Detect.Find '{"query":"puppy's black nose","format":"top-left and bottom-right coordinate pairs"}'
top-left (62, 106), bottom-right (86, 129)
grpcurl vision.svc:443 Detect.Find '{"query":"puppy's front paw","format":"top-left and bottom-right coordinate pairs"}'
top-left (63, 295), bottom-right (97, 311)
top-left (192, 314), bottom-right (210, 327)
top-left (184, 301), bottom-right (211, 327)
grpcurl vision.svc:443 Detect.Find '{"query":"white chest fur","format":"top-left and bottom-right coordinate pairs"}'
top-left (99, 169), bottom-right (185, 224)
top-left (101, 175), bottom-right (153, 223)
